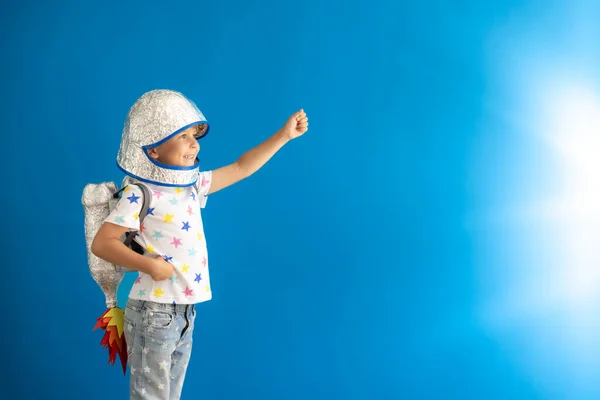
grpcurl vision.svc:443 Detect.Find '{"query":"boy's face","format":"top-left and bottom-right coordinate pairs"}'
top-left (147, 125), bottom-right (204, 167)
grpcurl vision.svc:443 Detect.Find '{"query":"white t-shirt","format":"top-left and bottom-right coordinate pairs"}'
top-left (105, 171), bottom-right (213, 304)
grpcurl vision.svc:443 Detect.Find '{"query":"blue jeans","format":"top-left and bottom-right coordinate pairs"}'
top-left (124, 299), bottom-right (196, 400)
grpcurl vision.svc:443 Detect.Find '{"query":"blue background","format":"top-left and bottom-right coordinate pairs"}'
top-left (3, 0), bottom-right (600, 399)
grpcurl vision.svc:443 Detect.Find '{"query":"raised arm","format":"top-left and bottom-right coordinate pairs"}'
top-left (208, 109), bottom-right (309, 194)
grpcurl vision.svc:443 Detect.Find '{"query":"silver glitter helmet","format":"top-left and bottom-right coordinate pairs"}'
top-left (116, 89), bottom-right (209, 187)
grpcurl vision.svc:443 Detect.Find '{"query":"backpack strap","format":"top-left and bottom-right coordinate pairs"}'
top-left (121, 182), bottom-right (152, 248)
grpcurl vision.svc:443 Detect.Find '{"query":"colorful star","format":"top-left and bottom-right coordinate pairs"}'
top-left (152, 231), bottom-right (164, 240)
top-left (197, 233), bottom-right (203, 241)
top-left (183, 287), bottom-right (193, 297)
top-left (163, 213), bottom-right (174, 223)
top-left (114, 216), bottom-right (125, 224)
top-left (147, 207), bottom-right (155, 216)
top-left (194, 273), bottom-right (202, 283)
top-left (181, 221), bottom-right (191, 231)
top-left (135, 277), bottom-right (142, 284)
top-left (170, 237), bottom-right (182, 248)
top-left (181, 264), bottom-right (191, 273)
top-left (188, 248), bottom-right (197, 256)
top-left (190, 191), bottom-right (196, 201)
top-left (127, 193), bottom-right (140, 204)
top-left (169, 197), bottom-right (179, 205)
top-left (187, 205), bottom-right (194, 216)
top-left (202, 256), bottom-right (207, 267)
top-left (140, 222), bottom-right (146, 232)
top-left (123, 186), bottom-right (130, 192)
top-left (146, 245), bottom-right (155, 253)
top-left (205, 285), bottom-right (211, 293)
top-left (175, 188), bottom-right (183, 195)
top-left (153, 288), bottom-right (165, 298)
top-left (169, 275), bottom-right (179, 285)
top-left (153, 191), bottom-right (164, 199)
top-left (163, 255), bottom-right (173, 262)
top-left (137, 289), bottom-right (146, 297)
top-left (201, 175), bottom-right (210, 188)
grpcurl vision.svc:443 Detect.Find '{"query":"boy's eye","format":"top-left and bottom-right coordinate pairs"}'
top-left (180, 134), bottom-right (187, 139)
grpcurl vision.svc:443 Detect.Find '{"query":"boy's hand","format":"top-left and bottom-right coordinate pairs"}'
top-left (149, 255), bottom-right (174, 281)
top-left (280, 109), bottom-right (309, 140)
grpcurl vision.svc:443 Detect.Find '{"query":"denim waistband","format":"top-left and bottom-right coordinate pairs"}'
top-left (126, 298), bottom-right (195, 315)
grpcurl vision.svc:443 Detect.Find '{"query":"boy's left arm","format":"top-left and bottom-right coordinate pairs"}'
top-left (208, 109), bottom-right (309, 194)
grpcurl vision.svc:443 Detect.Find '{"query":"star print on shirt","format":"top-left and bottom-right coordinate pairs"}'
top-left (197, 233), bottom-right (203, 241)
top-left (190, 191), bottom-right (196, 201)
top-left (187, 205), bottom-right (193, 216)
top-left (188, 248), bottom-right (197, 256)
top-left (182, 221), bottom-right (191, 231)
top-left (181, 264), bottom-right (190, 273)
top-left (183, 287), bottom-right (193, 297)
top-left (146, 245), bottom-right (155, 253)
top-left (153, 288), bottom-right (165, 298)
top-left (133, 212), bottom-right (139, 220)
top-left (140, 222), bottom-right (146, 233)
top-left (170, 237), bottom-right (182, 248)
top-left (137, 289), bottom-right (146, 297)
top-left (127, 193), bottom-right (140, 204)
top-left (147, 207), bottom-right (155, 216)
top-left (114, 216), bottom-right (125, 224)
top-left (163, 255), bottom-right (173, 262)
top-left (169, 275), bottom-right (179, 285)
top-left (175, 188), bottom-right (183, 195)
top-left (194, 273), bottom-right (202, 283)
top-left (153, 191), bottom-right (164, 199)
top-left (135, 277), bottom-right (142, 284)
top-left (152, 230), bottom-right (164, 240)
top-left (169, 197), bottom-right (179, 205)
top-left (202, 256), bottom-right (207, 267)
top-left (201, 175), bottom-right (210, 188)
top-left (164, 213), bottom-right (175, 223)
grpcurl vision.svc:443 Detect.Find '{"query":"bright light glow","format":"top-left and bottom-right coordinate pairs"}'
top-left (536, 82), bottom-right (600, 313)
top-left (474, 7), bottom-right (600, 396)
top-left (480, 78), bottom-right (600, 324)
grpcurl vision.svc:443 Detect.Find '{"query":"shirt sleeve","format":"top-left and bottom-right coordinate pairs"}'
top-left (195, 170), bottom-right (213, 209)
top-left (104, 184), bottom-right (144, 231)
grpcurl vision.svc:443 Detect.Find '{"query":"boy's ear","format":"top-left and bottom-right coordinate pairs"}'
top-left (147, 148), bottom-right (159, 160)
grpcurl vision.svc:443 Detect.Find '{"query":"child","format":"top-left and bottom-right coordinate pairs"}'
top-left (91, 89), bottom-right (308, 399)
